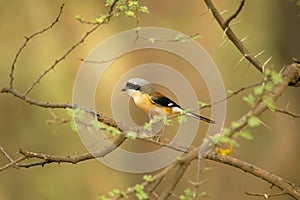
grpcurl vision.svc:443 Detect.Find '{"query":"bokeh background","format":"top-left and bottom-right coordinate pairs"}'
top-left (0, 0), bottom-right (299, 199)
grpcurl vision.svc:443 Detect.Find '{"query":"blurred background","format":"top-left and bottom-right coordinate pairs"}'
top-left (0, 0), bottom-right (299, 199)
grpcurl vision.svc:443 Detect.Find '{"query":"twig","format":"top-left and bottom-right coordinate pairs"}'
top-left (196, 79), bottom-right (267, 111)
top-left (0, 156), bottom-right (27, 172)
top-left (224, 0), bottom-right (246, 27)
top-left (275, 109), bottom-right (300, 118)
top-left (9, 3), bottom-right (65, 88)
top-left (245, 191), bottom-right (287, 199)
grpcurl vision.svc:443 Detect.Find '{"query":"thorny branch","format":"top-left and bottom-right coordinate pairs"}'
top-left (204, 0), bottom-right (264, 73)
top-left (24, 0), bottom-right (126, 96)
top-left (228, 62), bottom-right (300, 137)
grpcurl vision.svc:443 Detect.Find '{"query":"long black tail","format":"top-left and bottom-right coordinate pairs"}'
top-left (186, 112), bottom-right (215, 124)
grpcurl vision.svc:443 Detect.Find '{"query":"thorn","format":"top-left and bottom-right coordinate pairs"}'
top-left (199, 9), bottom-right (209, 18)
top-left (255, 50), bottom-right (266, 58)
top-left (230, 20), bottom-right (242, 27)
top-left (219, 37), bottom-right (228, 46)
top-left (222, 27), bottom-right (229, 38)
top-left (244, 53), bottom-right (252, 58)
top-left (243, 61), bottom-right (251, 77)
top-left (262, 56), bottom-right (272, 69)
top-left (220, 9), bottom-right (229, 16)
top-left (241, 35), bottom-right (249, 43)
top-left (234, 56), bottom-right (246, 69)
top-left (259, 119), bottom-right (271, 131)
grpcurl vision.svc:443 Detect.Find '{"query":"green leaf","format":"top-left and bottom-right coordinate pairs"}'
top-left (91, 118), bottom-right (101, 130)
top-left (199, 191), bottom-right (210, 197)
top-left (97, 195), bottom-right (110, 200)
top-left (226, 89), bottom-right (234, 94)
top-left (143, 122), bottom-right (152, 131)
top-left (271, 70), bottom-right (283, 85)
top-left (105, 0), bottom-right (115, 6)
top-left (74, 15), bottom-right (81, 20)
top-left (253, 85), bottom-right (264, 95)
top-left (263, 96), bottom-right (276, 112)
top-left (128, 0), bottom-right (138, 8)
top-left (247, 116), bottom-right (260, 127)
top-left (264, 68), bottom-right (271, 76)
top-left (143, 175), bottom-right (152, 182)
top-left (264, 81), bottom-right (274, 91)
top-left (148, 37), bottom-right (155, 43)
top-left (184, 188), bottom-right (195, 196)
top-left (95, 15), bottom-right (108, 23)
top-left (243, 94), bottom-right (256, 107)
top-left (109, 189), bottom-right (121, 197)
top-left (164, 119), bottom-right (173, 126)
top-left (231, 121), bottom-right (243, 129)
top-left (66, 108), bottom-right (74, 117)
top-left (175, 34), bottom-right (188, 43)
top-left (134, 184), bottom-right (148, 200)
top-left (139, 6), bottom-right (149, 13)
top-left (70, 120), bottom-right (78, 132)
top-left (222, 128), bottom-right (230, 136)
top-left (124, 10), bottom-right (135, 17)
top-left (126, 131), bottom-right (137, 139)
top-left (234, 130), bottom-right (253, 140)
top-left (211, 134), bottom-right (239, 147)
top-left (198, 101), bottom-right (208, 107)
top-left (177, 115), bottom-right (187, 124)
top-left (191, 34), bottom-right (202, 40)
top-left (107, 126), bottom-right (121, 136)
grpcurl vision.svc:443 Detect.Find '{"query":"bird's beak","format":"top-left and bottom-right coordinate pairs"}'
top-left (121, 87), bottom-right (127, 92)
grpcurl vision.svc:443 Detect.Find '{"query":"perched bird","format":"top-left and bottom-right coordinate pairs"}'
top-left (121, 78), bottom-right (215, 124)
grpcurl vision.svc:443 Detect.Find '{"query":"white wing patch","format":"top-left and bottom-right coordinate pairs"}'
top-left (172, 107), bottom-right (183, 114)
top-left (168, 102), bottom-right (174, 107)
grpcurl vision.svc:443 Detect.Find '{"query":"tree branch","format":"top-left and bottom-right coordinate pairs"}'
top-left (9, 3), bottom-right (65, 88)
top-left (204, 0), bottom-right (264, 72)
top-left (17, 134), bottom-right (125, 168)
top-left (206, 152), bottom-right (300, 199)
top-left (228, 62), bottom-right (300, 137)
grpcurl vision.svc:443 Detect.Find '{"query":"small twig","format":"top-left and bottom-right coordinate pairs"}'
top-left (224, 0), bottom-right (246, 27)
top-left (245, 191), bottom-right (287, 199)
top-left (0, 147), bottom-right (15, 164)
top-left (0, 156), bottom-right (26, 172)
top-left (197, 79), bottom-right (267, 111)
top-left (9, 3), bottom-right (65, 88)
top-left (275, 109), bottom-right (300, 118)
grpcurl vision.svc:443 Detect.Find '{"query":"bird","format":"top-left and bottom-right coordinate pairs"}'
top-left (121, 78), bottom-right (215, 124)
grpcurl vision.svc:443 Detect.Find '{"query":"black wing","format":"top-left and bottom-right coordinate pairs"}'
top-left (150, 93), bottom-right (181, 108)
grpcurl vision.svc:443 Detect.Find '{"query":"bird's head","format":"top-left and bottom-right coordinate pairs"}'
top-left (121, 78), bottom-right (154, 96)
